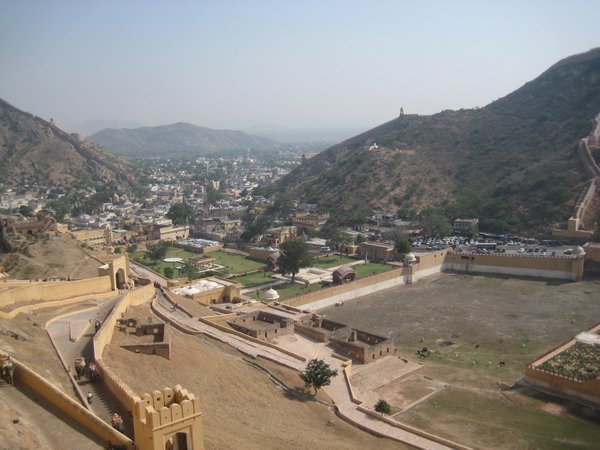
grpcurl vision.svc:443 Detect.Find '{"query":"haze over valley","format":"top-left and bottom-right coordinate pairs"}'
top-left (1, 2), bottom-right (600, 450)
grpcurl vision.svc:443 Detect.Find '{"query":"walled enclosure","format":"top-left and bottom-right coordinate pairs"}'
top-left (295, 315), bottom-right (397, 363)
top-left (525, 322), bottom-right (600, 404)
top-left (119, 318), bottom-right (171, 360)
top-left (279, 249), bottom-right (584, 310)
top-left (227, 310), bottom-right (294, 341)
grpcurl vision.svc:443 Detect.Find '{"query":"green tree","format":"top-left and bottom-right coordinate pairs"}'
top-left (419, 209), bottom-right (452, 237)
top-left (278, 240), bottom-right (312, 283)
top-left (146, 242), bottom-right (168, 263)
top-left (299, 359), bottom-right (338, 394)
top-left (126, 244), bottom-right (138, 253)
top-left (166, 202), bottom-right (195, 225)
top-left (375, 399), bottom-right (392, 415)
top-left (164, 267), bottom-right (174, 278)
top-left (114, 247), bottom-right (122, 254)
top-left (18, 205), bottom-right (33, 217)
top-left (180, 260), bottom-right (198, 281)
top-left (395, 237), bottom-right (411, 254)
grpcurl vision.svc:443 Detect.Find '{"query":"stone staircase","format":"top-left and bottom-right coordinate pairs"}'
top-left (350, 356), bottom-right (422, 392)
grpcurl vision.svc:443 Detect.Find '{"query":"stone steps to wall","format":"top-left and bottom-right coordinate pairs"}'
top-left (350, 356), bottom-right (422, 392)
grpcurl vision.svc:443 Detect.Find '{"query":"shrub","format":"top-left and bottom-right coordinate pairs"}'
top-left (375, 399), bottom-right (392, 415)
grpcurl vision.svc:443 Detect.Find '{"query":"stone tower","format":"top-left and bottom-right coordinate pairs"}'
top-left (132, 385), bottom-right (203, 450)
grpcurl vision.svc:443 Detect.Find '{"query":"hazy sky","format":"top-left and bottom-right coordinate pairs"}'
top-left (1, 0), bottom-right (598, 133)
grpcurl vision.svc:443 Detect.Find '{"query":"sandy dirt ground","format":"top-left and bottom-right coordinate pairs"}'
top-left (105, 307), bottom-right (405, 450)
top-left (321, 273), bottom-right (600, 448)
top-left (0, 232), bottom-right (102, 280)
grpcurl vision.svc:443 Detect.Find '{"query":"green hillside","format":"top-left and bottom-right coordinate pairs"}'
top-left (276, 48), bottom-right (600, 232)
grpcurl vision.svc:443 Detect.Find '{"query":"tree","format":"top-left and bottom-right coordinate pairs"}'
top-left (146, 242), bottom-right (168, 263)
top-left (163, 267), bottom-right (174, 278)
top-left (375, 399), bottom-right (392, 415)
top-left (180, 260), bottom-right (198, 281)
top-left (395, 237), bottom-right (411, 254)
top-left (18, 205), bottom-right (33, 217)
top-left (166, 202), bottom-right (194, 225)
top-left (126, 244), bottom-right (138, 253)
top-left (299, 359), bottom-right (338, 394)
top-left (419, 209), bottom-right (452, 237)
top-left (278, 240), bottom-right (312, 283)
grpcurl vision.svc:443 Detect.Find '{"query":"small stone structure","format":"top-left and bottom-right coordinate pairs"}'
top-left (118, 317), bottom-right (171, 360)
top-left (332, 265), bottom-right (355, 285)
top-left (1, 214), bottom-right (56, 235)
top-left (295, 314), bottom-right (397, 363)
top-left (133, 385), bottom-right (203, 450)
top-left (227, 311), bottom-right (294, 341)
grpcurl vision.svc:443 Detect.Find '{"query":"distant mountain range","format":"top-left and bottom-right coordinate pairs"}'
top-left (277, 48), bottom-right (600, 231)
top-left (0, 99), bottom-right (138, 190)
top-left (88, 122), bottom-right (280, 157)
top-left (72, 119), bottom-right (145, 137)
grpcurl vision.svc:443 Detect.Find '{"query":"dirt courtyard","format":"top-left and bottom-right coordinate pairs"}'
top-left (322, 273), bottom-right (600, 449)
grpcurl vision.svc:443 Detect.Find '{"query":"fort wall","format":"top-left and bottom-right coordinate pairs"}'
top-left (0, 277), bottom-right (113, 310)
top-left (93, 284), bottom-right (156, 411)
top-left (8, 355), bottom-right (133, 448)
top-left (279, 266), bottom-right (409, 309)
top-left (443, 252), bottom-right (584, 281)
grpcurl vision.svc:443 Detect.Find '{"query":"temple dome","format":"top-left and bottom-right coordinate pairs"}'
top-left (265, 288), bottom-right (280, 301)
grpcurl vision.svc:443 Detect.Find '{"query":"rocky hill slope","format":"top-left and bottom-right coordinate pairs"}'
top-left (0, 99), bottom-right (138, 190)
top-left (88, 122), bottom-right (280, 157)
top-left (277, 48), bottom-right (600, 231)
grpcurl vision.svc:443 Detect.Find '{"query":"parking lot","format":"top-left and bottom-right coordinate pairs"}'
top-left (412, 236), bottom-right (582, 257)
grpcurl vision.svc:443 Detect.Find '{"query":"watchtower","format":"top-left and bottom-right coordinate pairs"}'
top-left (132, 385), bottom-right (203, 450)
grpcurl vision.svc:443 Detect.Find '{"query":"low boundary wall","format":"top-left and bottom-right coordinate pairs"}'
top-left (279, 267), bottom-right (409, 309)
top-left (0, 277), bottom-right (114, 313)
top-left (9, 356), bottom-right (133, 448)
top-left (93, 284), bottom-right (156, 412)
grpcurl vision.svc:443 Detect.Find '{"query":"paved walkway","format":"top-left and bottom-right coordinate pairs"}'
top-left (46, 297), bottom-right (134, 437)
top-left (152, 296), bottom-right (454, 449)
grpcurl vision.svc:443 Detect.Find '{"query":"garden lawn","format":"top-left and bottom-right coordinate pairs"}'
top-left (130, 248), bottom-right (265, 277)
top-left (230, 271), bottom-right (275, 288)
top-left (312, 255), bottom-right (357, 269)
top-left (209, 251), bottom-right (265, 273)
top-left (354, 262), bottom-right (393, 278)
top-left (267, 282), bottom-right (322, 300)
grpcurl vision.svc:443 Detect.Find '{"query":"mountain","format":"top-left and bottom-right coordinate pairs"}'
top-left (71, 119), bottom-right (145, 137)
top-left (87, 122), bottom-right (280, 157)
top-left (0, 98), bottom-right (138, 190)
top-left (276, 48), bottom-right (600, 231)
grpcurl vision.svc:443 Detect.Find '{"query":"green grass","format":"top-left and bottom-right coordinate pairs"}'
top-left (265, 282), bottom-right (322, 300)
top-left (230, 271), bottom-right (275, 288)
top-left (399, 387), bottom-right (600, 450)
top-left (353, 262), bottom-right (392, 278)
top-left (130, 248), bottom-right (265, 277)
top-left (311, 255), bottom-right (357, 268)
top-left (209, 251), bottom-right (265, 273)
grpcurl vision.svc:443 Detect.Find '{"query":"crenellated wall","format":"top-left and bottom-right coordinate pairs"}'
top-left (132, 385), bottom-right (203, 450)
top-left (443, 252), bottom-right (584, 281)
